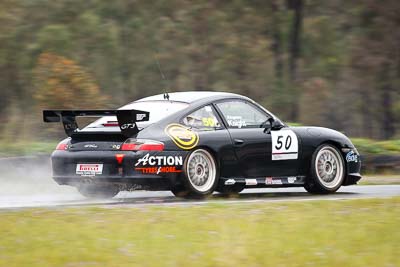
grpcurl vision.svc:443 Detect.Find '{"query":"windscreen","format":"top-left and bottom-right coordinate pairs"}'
top-left (83, 101), bottom-right (189, 131)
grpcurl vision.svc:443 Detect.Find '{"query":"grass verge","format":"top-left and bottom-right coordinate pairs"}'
top-left (0, 141), bottom-right (56, 157)
top-left (360, 175), bottom-right (400, 185)
top-left (0, 197), bottom-right (399, 267)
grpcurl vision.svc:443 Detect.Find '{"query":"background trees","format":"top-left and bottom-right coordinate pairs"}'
top-left (34, 52), bottom-right (108, 110)
top-left (0, 0), bottom-right (398, 140)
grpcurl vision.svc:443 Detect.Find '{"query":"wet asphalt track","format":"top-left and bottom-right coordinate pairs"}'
top-left (0, 185), bottom-right (399, 210)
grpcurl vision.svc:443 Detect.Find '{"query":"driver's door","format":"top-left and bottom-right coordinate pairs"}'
top-left (215, 100), bottom-right (299, 178)
top-left (215, 100), bottom-right (273, 177)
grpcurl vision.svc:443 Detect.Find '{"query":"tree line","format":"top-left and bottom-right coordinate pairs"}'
top-left (0, 0), bottom-right (398, 140)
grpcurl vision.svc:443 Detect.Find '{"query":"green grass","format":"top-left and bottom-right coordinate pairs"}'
top-left (0, 198), bottom-right (399, 267)
top-left (286, 122), bottom-right (304, 127)
top-left (0, 141), bottom-right (56, 157)
top-left (359, 175), bottom-right (400, 185)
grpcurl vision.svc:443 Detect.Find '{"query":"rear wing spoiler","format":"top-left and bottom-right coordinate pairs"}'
top-left (43, 109), bottom-right (149, 137)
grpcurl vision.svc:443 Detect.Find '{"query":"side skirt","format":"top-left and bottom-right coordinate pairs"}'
top-left (220, 176), bottom-right (306, 188)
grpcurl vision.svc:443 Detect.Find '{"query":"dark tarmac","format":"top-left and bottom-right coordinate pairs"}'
top-left (1, 184), bottom-right (399, 210)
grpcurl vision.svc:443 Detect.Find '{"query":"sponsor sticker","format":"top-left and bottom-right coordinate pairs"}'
top-left (134, 153), bottom-right (184, 174)
top-left (245, 179), bottom-right (257, 186)
top-left (346, 151), bottom-right (358, 162)
top-left (225, 179), bottom-right (236, 185)
top-left (271, 129), bottom-right (299, 161)
top-left (135, 153), bottom-right (183, 166)
top-left (265, 177), bottom-right (283, 185)
top-left (76, 164), bottom-right (103, 176)
top-left (226, 115), bottom-right (247, 128)
top-left (136, 113), bottom-right (147, 121)
top-left (135, 166), bottom-right (182, 174)
top-left (165, 124), bottom-right (199, 150)
top-left (287, 176), bottom-right (297, 183)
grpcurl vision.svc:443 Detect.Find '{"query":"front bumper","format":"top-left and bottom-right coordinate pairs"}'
top-left (344, 173), bottom-right (362, 185)
top-left (343, 149), bottom-right (362, 185)
top-left (51, 150), bottom-right (189, 190)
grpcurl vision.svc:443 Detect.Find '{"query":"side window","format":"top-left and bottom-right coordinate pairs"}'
top-left (182, 105), bottom-right (222, 130)
top-left (216, 101), bottom-right (269, 128)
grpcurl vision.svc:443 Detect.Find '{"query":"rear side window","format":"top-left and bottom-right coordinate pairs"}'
top-left (182, 105), bottom-right (221, 130)
top-left (216, 100), bottom-right (269, 128)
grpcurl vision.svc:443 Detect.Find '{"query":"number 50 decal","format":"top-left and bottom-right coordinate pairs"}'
top-left (271, 130), bottom-right (299, 160)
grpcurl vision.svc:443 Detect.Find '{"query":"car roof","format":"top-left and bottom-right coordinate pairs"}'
top-left (136, 91), bottom-right (243, 104)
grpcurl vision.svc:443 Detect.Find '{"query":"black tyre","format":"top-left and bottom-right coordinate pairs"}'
top-left (173, 149), bottom-right (218, 198)
top-left (77, 184), bottom-right (119, 199)
top-left (217, 184), bottom-right (245, 195)
top-left (304, 144), bottom-right (345, 194)
top-left (170, 185), bottom-right (190, 198)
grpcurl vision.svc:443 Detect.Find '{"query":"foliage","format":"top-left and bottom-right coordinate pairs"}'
top-left (0, 0), bottom-right (399, 141)
top-left (352, 138), bottom-right (400, 155)
top-left (34, 52), bottom-right (108, 109)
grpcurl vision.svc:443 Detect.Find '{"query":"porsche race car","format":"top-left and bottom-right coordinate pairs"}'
top-left (44, 91), bottom-right (361, 198)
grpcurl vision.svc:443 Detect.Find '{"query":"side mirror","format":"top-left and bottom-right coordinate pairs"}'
top-left (263, 118), bottom-right (284, 134)
top-left (263, 118), bottom-right (275, 134)
top-left (271, 119), bottom-right (284, 130)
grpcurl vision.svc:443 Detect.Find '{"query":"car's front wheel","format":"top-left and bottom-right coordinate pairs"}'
top-left (305, 144), bottom-right (345, 194)
top-left (173, 149), bottom-right (218, 198)
top-left (77, 184), bottom-right (119, 199)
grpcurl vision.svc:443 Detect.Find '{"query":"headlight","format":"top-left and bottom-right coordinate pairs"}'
top-left (341, 147), bottom-right (351, 153)
top-left (341, 146), bottom-right (359, 155)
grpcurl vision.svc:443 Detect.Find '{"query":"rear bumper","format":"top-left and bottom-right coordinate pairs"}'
top-left (51, 150), bottom-right (189, 190)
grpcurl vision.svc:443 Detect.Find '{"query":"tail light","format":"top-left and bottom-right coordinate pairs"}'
top-left (121, 139), bottom-right (164, 151)
top-left (56, 139), bottom-right (69, 150)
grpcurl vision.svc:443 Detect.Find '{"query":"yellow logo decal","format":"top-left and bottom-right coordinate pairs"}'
top-left (165, 124), bottom-right (199, 150)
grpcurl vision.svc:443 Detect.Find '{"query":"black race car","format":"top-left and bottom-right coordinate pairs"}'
top-left (44, 91), bottom-right (361, 198)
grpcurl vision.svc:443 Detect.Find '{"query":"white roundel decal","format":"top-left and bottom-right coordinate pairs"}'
top-left (271, 129), bottom-right (299, 160)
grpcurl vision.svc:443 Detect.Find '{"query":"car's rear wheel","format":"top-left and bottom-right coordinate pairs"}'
top-left (170, 185), bottom-right (190, 198)
top-left (173, 149), bottom-right (218, 198)
top-left (305, 144), bottom-right (345, 194)
top-left (77, 184), bottom-right (119, 199)
top-left (217, 184), bottom-right (245, 195)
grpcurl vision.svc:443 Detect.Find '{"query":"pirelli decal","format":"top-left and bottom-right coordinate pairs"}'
top-left (165, 123), bottom-right (199, 150)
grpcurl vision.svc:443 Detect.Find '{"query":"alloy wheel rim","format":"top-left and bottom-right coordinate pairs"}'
top-left (315, 146), bottom-right (343, 188)
top-left (187, 149), bottom-right (216, 192)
